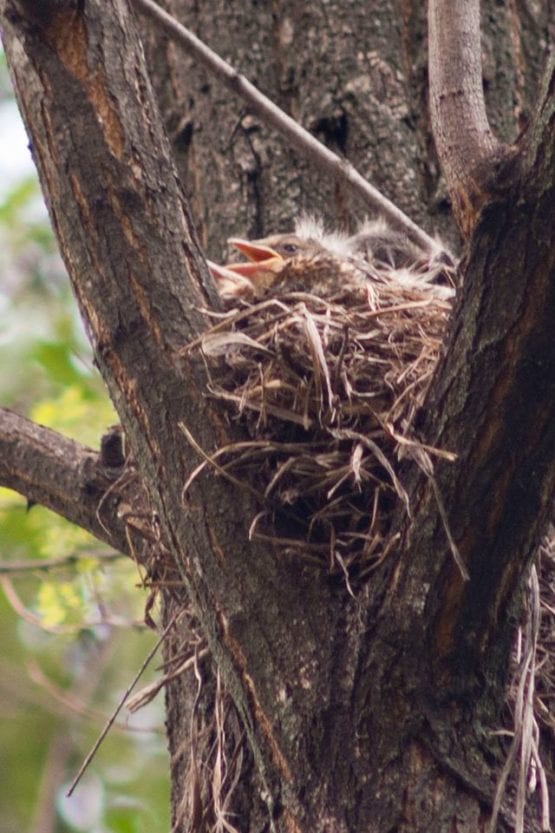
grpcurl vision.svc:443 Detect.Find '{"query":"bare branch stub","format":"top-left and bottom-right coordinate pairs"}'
top-left (0, 408), bottom-right (129, 551)
top-left (0, 408), bottom-right (169, 573)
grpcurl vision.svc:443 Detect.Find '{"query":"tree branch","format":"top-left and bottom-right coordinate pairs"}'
top-left (428, 0), bottom-right (508, 234)
top-left (420, 11), bottom-right (555, 675)
top-left (394, 68), bottom-right (555, 677)
top-left (133, 0), bottom-right (440, 255)
top-left (0, 408), bottom-right (129, 554)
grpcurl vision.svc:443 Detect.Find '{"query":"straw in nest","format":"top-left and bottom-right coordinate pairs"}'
top-left (184, 249), bottom-right (458, 579)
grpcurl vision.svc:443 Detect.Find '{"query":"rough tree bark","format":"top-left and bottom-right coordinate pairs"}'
top-left (0, 1), bottom-right (554, 832)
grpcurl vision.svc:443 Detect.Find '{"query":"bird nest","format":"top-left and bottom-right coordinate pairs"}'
top-left (185, 256), bottom-right (455, 578)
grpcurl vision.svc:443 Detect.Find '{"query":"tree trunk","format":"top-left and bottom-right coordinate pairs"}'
top-left (1, 1), bottom-right (554, 831)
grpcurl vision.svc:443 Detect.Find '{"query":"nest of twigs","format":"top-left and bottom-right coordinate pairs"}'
top-left (187, 256), bottom-right (455, 577)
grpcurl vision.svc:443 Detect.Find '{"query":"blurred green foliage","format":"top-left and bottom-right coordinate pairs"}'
top-left (0, 79), bottom-right (169, 833)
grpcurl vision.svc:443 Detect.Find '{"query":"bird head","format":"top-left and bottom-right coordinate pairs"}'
top-left (208, 234), bottom-right (327, 299)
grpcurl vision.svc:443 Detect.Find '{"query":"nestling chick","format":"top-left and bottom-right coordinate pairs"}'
top-left (208, 217), bottom-right (454, 300)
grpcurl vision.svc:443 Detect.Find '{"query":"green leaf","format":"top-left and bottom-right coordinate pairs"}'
top-left (31, 340), bottom-right (84, 387)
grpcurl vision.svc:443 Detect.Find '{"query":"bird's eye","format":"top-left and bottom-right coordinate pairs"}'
top-left (281, 243), bottom-right (299, 255)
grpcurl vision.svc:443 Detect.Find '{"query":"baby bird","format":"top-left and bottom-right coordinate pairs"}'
top-left (208, 228), bottom-right (329, 298)
top-left (208, 217), bottom-right (454, 300)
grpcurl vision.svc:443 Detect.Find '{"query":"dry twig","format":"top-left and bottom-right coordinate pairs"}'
top-left (133, 0), bottom-right (439, 255)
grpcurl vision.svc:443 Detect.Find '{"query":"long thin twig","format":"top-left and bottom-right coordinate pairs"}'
top-left (132, 0), bottom-right (439, 255)
top-left (126, 647), bottom-right (209, 712)
top-left (66, 611), bottom-right (180, 797)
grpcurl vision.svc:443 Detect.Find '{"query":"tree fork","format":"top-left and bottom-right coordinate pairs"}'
top-left (1, 0), bottom-right (554, 830)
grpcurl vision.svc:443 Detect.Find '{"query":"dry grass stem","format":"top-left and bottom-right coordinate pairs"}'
top-left (187, 258), bottom-right (457, 577)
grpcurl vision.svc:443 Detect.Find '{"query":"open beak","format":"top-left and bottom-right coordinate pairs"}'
top-left (208, 238), bottom-right (286, 297)
top-left (207, 260), bottom-right (256, 285)
top-left (227, 237), bottom-right (280, 263)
